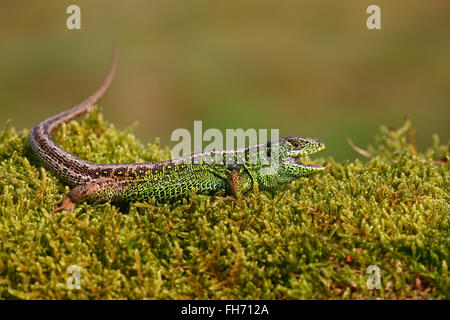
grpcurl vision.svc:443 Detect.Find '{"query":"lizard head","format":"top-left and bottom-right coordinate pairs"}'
top-left (275, 136), bottom-right (326, 171)
top-left (256, 136), bottom-right (325, 187)
top-left (279, 136), bottom-right (325, 157)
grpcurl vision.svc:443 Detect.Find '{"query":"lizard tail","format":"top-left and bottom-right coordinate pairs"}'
top-left (29, 49), bottom-right (118, 185)
top-left (33, 48), bottom-right (117, 134)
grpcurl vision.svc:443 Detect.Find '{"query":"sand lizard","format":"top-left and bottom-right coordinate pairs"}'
top-left (30, 51), bottom-right (325, 213)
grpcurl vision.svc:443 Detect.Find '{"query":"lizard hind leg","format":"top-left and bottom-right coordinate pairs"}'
top-left (50, 179), bottom-right (115, 214)
top-left (51, 196), bottom-right (76, 214)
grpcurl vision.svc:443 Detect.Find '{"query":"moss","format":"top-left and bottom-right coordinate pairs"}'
top-left (0, 108), bottom-right (448, 299)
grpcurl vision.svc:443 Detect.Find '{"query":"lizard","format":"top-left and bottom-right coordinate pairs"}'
top-left (30, 50), bottom-right (326, 213)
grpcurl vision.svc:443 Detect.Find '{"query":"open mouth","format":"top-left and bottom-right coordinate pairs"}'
top-left (279, 144), bottom-right (326, 169)
top-left (280, 153), bottom-right (325, 169)
top-left (290, 156), bottom-right (325, 169)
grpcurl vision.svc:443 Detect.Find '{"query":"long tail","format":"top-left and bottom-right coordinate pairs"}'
top-left (30, 49), bottom-right (118, 185)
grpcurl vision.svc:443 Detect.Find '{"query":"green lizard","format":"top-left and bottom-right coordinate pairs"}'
top-left (30, 51), bottom-right (325, 213)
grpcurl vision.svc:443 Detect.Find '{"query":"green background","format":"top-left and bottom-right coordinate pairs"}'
top-left (0, 1), bottom-right (449, 161)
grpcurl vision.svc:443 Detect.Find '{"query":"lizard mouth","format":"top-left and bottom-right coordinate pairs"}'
top-left (288, 143), bottom-right (326, 169)
top-left (289, 156), bottom-right (325, 170)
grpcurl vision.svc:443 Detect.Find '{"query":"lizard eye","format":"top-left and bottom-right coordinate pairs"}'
top-left (292, 141), bottom-right (300, 148)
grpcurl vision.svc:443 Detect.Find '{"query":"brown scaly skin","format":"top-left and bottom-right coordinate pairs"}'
top-left (30, 50), bottom-right (325, 213)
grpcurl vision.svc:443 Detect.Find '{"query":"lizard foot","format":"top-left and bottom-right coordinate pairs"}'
top-left (51, 196), bottom-right (76, 214)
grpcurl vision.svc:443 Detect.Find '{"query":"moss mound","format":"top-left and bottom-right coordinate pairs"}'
top-left (0, 109), bottom-right (448, 299)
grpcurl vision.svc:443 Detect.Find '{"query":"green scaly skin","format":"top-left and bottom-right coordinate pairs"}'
top-left (29, 51), bottom-right (325, 212)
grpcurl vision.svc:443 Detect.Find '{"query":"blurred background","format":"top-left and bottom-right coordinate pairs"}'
top-left (0, 0), bottom-right (449, 161)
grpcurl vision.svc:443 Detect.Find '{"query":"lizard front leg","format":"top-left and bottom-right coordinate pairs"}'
top-left (227, 170), bottom-right (242, 197)
top-left (227, 167), bottom-right (253, 197)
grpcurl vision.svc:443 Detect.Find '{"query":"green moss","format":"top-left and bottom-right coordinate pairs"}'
top-left (0, 108), bottom-right (448, 299)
